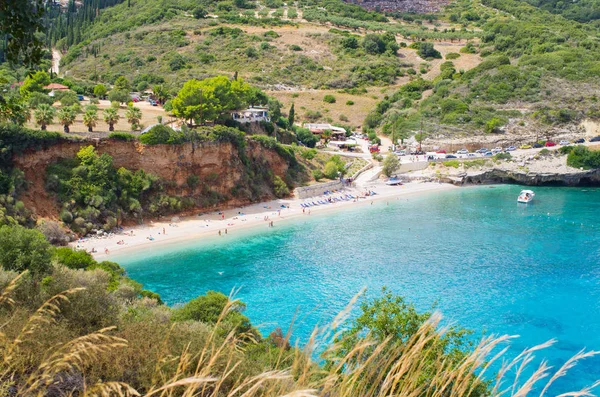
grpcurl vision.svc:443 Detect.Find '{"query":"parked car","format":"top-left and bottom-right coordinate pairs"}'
top-left (484, 151), bottom-right (493, 157)
top-left (150, 100), bottom-right (158, 106)
top-left (491, 148), bottom-right (502, 154)
top-left (493, 146), bottom-right (503, 152)
top-left (533, 143), bottom-right (543, 148)
top-left (590, 136), bottom-right (600, 142)
top-left (545, 141), bottom-right (556, 147)
top-left (456, 149), bottom-right (469, 154)
top-left (476, 148), bottom-right (488, 153)
top-left (559, 140), bottom-right (570, 145)
top-left (506, 146), bottom-right (517, 151)
top-left (467, 153), bottom-right (478, 158)
top-left (436, 149), bottom-right (447, 154)
top-left (520, 144), bottom-right (532, 149)
top-left (77, 95), bottom-right (84, 101)
top-left (574, 138), bottom-right (585, 143)
top-left (445, 154), bottom-right (457, 159)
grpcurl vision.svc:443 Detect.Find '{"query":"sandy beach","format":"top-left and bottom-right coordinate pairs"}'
top-left (73, 181), bottom-right (457, 260)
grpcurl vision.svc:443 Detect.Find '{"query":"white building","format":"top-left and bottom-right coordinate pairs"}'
top-left (303, 123), bottom-right (348, 140)
top-left (232, 107), bottom-right (270, 123)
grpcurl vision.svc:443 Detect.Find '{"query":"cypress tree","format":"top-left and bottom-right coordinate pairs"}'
top-left (288, 103), bottom-right (295, 127)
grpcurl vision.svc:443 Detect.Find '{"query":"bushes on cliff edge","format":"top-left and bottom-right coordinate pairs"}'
top-left (566, 145), bottom-right (600, 169)
top-left (139, 125), bottom-right (185, 145)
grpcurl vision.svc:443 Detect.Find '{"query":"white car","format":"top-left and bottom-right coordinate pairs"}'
top-left (559, 140), bottom-right (571, 145)
top-left (456, 149), bottom-right (469, 154)
top-left (467, 153), bottom-right (478, 158)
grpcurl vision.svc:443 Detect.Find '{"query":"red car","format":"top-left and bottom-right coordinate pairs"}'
top-left (545, 141), bottom-right (556, 147)
top-left (436, 149), bottom-right (447, 154)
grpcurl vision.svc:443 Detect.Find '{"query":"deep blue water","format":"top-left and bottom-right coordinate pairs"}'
top-left (115, 185), bottom-right (600, 392)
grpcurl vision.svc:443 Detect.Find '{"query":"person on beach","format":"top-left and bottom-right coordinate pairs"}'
top-left (225, 229), bottom-right (228, 234)
top-left (222, 214), bottom-right (225, 220)
top-left (163, 227), bottom-right (166, 235)
top-left (302, 207), bottom-right (305, 214)
top-left (218, 230), bottom-right (222, 236)
top-left (104, 248), bottom-right (109, 255)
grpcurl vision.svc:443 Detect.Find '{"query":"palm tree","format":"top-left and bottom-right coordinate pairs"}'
top-left (103, 107), bottom-right (120, 131)
top-left (83, 109), bottom-right (98, 133)
top-left (152, 84), bottom-right (169, 105)
top-left (57, 106), bottom-right (76, 133)
top-left (125, 105), bottom-right (142, 130)
top-left (33, 104), bottom-right (56, 131)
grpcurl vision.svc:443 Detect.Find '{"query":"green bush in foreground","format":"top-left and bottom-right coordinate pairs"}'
top-left (0, 225), bottom-right (52, 274)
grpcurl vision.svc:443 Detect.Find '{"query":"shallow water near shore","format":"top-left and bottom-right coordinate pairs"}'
top-left (116, 185), bottom-right (600, 391)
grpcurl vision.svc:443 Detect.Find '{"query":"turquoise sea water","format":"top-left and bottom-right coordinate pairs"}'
top-left (115, 185), bottom-right (600, 392)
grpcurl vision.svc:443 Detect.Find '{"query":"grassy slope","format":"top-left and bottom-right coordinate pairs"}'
top-left (57, 0), bottom-right (482, 128)
top-left (366, 0), bottom-right (600, 141)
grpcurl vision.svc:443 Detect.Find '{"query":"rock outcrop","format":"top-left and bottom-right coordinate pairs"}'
top-left (442, 168), bottom-right (600, 186)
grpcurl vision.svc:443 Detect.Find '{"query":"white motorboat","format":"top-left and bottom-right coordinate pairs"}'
top-left (517, 189), bottom-right (535, 203)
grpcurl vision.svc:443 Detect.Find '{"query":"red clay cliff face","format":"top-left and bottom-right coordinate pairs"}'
top-left (13, 139), bottom-right (290, 220)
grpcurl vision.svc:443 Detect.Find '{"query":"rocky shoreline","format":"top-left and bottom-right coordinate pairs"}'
top-left (441, 168), bottom-right (600, 187)
top-left (407, 146), bottom-right (600, 187)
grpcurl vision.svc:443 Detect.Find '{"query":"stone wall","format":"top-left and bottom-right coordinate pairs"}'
top-left (294, 180), bottom-right (344, 199)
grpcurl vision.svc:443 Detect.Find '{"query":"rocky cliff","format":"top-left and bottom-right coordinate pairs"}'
top-left (12, 138), bottom-right (294, 220)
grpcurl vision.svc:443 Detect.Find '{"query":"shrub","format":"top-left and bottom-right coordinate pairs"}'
top-left (346, 100), bottom-right (354, 106)
top-left (0, 225), bottom-right (52, 274)
top-left (323, 161), bottom-right (340, 179)
top-left (445, 52), bottom-right (460, 60)
top-left (484, 117), bottom-right (505, 133)
top-left (304, 110), bottom-right (322, 121)
top-left (566, 146), bottom-right (600, 169)
top-left (411, 42), bottom-right (441, 59)
top-left (312, 169), bottom-right (323, 181)
top-left (139, 125), bottom-right (185, 145)
top-left (109, 132), bottom-right (136, 141)
top-left (172, 290), bottom-right (255, 337)
top-left (296, 128), bottom-right (319, 148)
top-left (559, 146), bottom-right (574, 155)
top-left (289, 45), bottom-right (302, 51)
top-left (27, 92), bottom-right (55, 108)
top-left (37, 220), bottom-right (69, 245)
top-left (273, 175), bottom-right (290, 198)
top-left (382, 154), bottom-right (400, 177)
top-left (493, 152), bottom-right (512, 160)
top-left (300, 148), bottom-right (317, 160)
top-left (323, 95), bottom-right (336, 104)
top-left (53, 247), bottom-right (96, 269)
